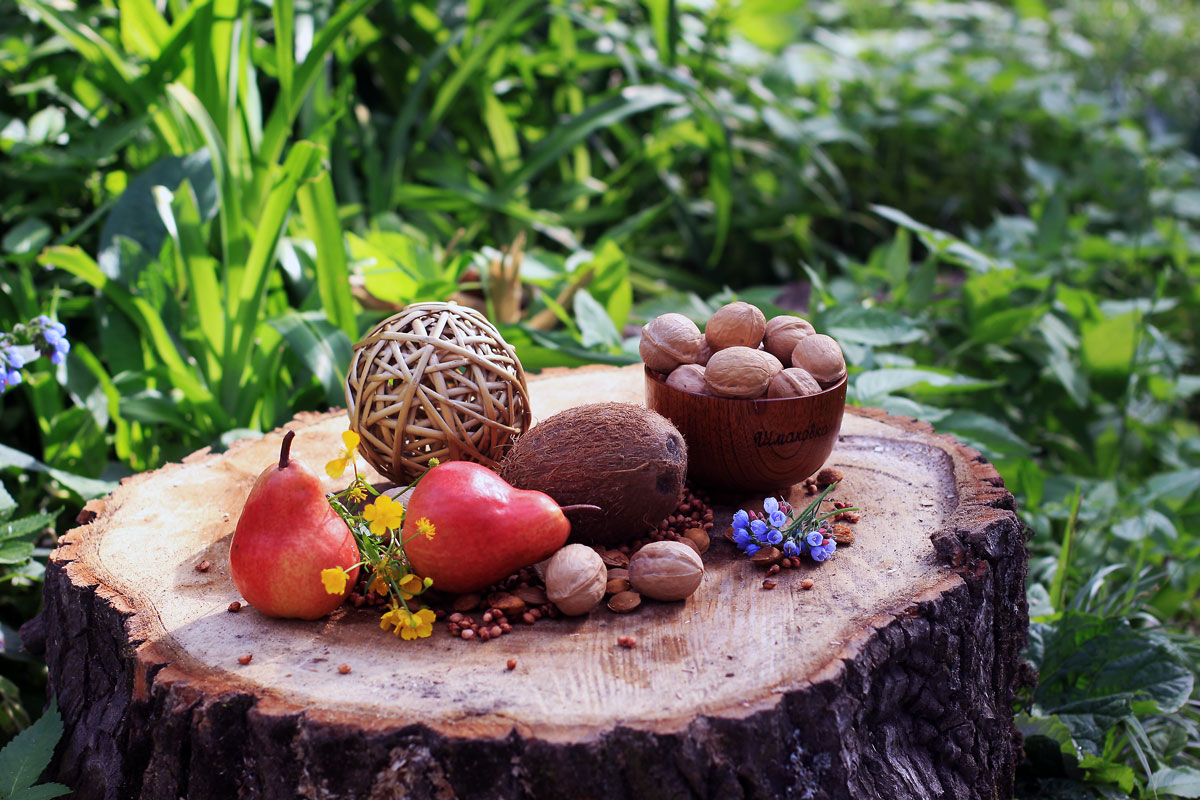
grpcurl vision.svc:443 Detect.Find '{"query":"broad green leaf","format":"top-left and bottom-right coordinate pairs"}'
top-left (0, 697), bottom-right (63, 797)
top-left (573, 288), bottom-right (621, 350)
top-left (1144, 469), bottom-right (1200, 504)
top-left (0, 514), bottom-right (55, 544)
top-left (0, 484), bottom-right (14, 519)
top-left (0, 443), bottom-right (116, 500)
top-left (118, 0), bottom-right (170, 58)
top-left (935, 411), bottom-right (1029, 458)
top-left (581, 241), bottom-right (633, 330)
top-left (2, 218), bottom-right (51, 256)
top-left (1149, 767), bottom-right (1200, 798)
top-left (820, 306), bottom-right (921, 346)
top-left (268, 312), bottom-right (353, 407)
top-left (0, 540), bottom-right (34, 566)
top-left (854, 368), bottom-right (996, 403)
top-left (1080, 312), bottom-right (1137, 378)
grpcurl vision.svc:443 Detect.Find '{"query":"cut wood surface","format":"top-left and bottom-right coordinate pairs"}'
top-left (29, 363), bottom-right (1028, 800)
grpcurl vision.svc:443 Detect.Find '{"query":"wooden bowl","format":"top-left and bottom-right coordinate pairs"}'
top-left (644, 367), bottom-right (847, 492)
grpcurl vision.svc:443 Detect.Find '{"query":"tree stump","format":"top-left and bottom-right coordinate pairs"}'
top-left (28, 364), bottom-right (1027, 800)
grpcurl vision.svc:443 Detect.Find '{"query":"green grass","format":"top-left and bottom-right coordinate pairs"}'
top-left (0, 0), bottom-right (1198, 795)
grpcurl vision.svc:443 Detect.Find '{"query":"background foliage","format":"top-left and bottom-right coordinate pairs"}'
top-left (1, 0), bottom-right (1197, 795)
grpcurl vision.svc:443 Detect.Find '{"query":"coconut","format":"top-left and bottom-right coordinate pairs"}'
top-left (498, 403), bottom-right (687, 546)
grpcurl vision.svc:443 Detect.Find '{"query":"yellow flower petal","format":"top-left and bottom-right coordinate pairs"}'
top-left (341, 430), bottom-right (360, 450)
top-left (325, 457), bottom-right (347, 479)
top-left (416, 517), bottom-right (436, 540)
top-left (320, 568), bottom-right (348, 595)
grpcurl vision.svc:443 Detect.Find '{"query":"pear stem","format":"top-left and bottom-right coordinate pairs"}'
top-left (558, 504), bottom-right (602, 515)
top-left (279, 430), bottom-right (295, 469)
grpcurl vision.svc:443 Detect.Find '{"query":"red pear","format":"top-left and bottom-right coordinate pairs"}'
top-left (230, 431), bottom-right (360, 619)
top-left (403, 461), bottom-right (576, 594)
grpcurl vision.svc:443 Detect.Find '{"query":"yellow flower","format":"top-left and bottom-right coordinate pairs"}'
top-left (362, 494), bottom-right (404, 535)
top-left (320, 567), bottom-right (348, 595)
top-left (416, 517), bottom-right (436, 540)
top-left (347, 482), bottom-right (368, 502)
top-left (379, 604), bottom-right (405, 633)
top-left (325, 430), bottom-right (361, 479)
top-left (428, 457), bottom-right (440, 468)
top-left (397, 573), bottom-right (424, 599)
top-left (398, 607), bottom-right (436, 640)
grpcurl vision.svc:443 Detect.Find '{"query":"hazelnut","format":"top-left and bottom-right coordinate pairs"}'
top-left (791, 334), bottom-right (846, 387)
top-left (704, 347), bottom-right (783, 399)
top-left (705, 302), bottom-right (766, 350)
top-left (639, 313), bottom-right (703, 373)
top-left (768, 368), bottom-right (821, 398)
top-left (682, 527), bottom-right (710, 554)
top-left (544, 544), bottom-right (606, 615)
top-left (665, 364), bottom-right (707, 395)
top-left (763, 315), bottom-right (815, 363)
top-left (628, 541), bottom-right (704, 601)
top-left (606, 577), bottom-right (632, 595)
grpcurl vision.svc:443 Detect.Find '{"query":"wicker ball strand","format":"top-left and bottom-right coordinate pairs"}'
top-left (346, 302), bottom-right (532, 484)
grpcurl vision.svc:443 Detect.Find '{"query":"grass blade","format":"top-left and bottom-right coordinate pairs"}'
top-left (297, 170), bottom-right (356, 339)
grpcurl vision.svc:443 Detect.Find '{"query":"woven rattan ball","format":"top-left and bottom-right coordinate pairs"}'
top-left (346, 302), bottom-right (532, 484)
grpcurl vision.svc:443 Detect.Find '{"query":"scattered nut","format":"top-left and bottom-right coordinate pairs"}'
top-left (513, 585), bottom-right (549, 605)
top-left (487, 592), bottom-right (527, 617)
top-left (666, 364), bottom-right (708, 395)
top-left (816, 467), bottom-right (844, 486)
top-left (545, 544), bottom-right (607, 615)
top-left (801, 579), bottom-right (815, 590)
top-left (617, 636), bottom-right (637, 648)
top-left (606, 577), bottom-right (632, 595)
top-left (461, 628), bottom-right (475, 640)
top-left (597, 549), bottom-right (630, 569)
top-left (831, 523), bottom-right (855, 545)
top-left (237, 653), bottom-right (253, 665)
top-left (791, 334), bottom-right (846, 387)
top-left (762, 579), bottom-right (777, 590)
top-left (606, 568), bottom-right (630, 582)
top-left (704, 346), bottom-right (783, 399)
top-left (452, 593), bottom-right (482, 612)
top-left (608, 591), bottom-right (642, 613)
top-left (506, 658), bottom-right (518, 671)
top-left (629, 541), bottom-right (704, 601)
top-left (705, 301), bottom-right (767, 350)
top-left (768, 367), bottom-right (822, 399)
top-left (195, 560), bottom-right (212, 572)
top-left (338, 663), bottom-right (351, 675)
top-left (750, 546), bottom-right (783, 568)
top-left (763, 315), bottom-right (816, 363)
top-left (766, 564), bottom-right (780, 576)
top-left (682, 528), bottom-right (710, 554)
top-left (640, 313), bottom-right (703, 372)
top-left (227, 601), bottom-right (242, 613)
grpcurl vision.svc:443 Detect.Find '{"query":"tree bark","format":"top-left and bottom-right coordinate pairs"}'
top-left (26, 364), bottom-right (1027, 800)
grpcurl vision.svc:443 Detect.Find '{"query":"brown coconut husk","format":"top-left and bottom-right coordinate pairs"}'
top-left (498, 403), bottom-right (687, 546)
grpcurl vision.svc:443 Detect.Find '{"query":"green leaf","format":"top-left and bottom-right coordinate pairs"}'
top-left (854, 368), bottom-right (996, 404)
top-left (0, 514), bottom-right (54, 544)
top-left (0, 697), bottom-right (63, 798)
top-left (0, 484), bottom-right (15, 519)
top-left (7, 784), bottom-right (73, 800)
top-left (935, 411), bottom-right (1029, 458)
top-left (572, 288), bottom-right (621, 350)
top-left (819, 306), bottom-right (922, 346)
top-left (268, 312), bottom-right (353, 407)
top-left (645, 0), bottom-right (679, 66)
top-left (0, 443), bottom-right (116, 500)
top-left (1149, 767), bottom-right (1200, 798)
top-left (296, 171), bottom-right (356, 339)
top-left (2, 218), bottom-right (51, 257)
top-left (1080, 312), bottom-right (1137, 378)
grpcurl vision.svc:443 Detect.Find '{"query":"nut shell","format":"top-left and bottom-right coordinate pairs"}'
top-left (768, 367), bottom-right (822, 398)
top-left (763, 315), bottom-right (815, 363)
top-left (704, 346), bottom-right (783, 399)
top-left (544, 544), bottom-right (606, 615)
top-left (791, 334), bottom-right (846, 386)
top-left (628, 541), bottom-right (704, 601)
top-left (665, 364), bottom-right (707, 395)
top-left (705, 302), bottom-right (767, 351)
top-left (639, 314), bottom-right (703, 373)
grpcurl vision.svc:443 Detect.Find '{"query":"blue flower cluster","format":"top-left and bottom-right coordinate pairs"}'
top-left (731, 496), bottom-right (837, 563)
top-left (0, 315), bottom-right (70, 393)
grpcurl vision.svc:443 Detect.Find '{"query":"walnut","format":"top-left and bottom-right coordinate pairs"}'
top-left (665, 364), bottom-right (707, 394)
top-left (768, 367), bottom-right (821, 398)
top-left (628, 541), bottom-right (704, 601)
top-left (791, 334), bottom-right (846, 387)
top-left (763, 315), bottom-right (815, 363)
top-left (695, 339), bottom-right (715, 366)
top-left (544, 544), bottom-right (606, 615)
top-left (704, 346), bottom-right (783, 399)
top-left (704, 302), bottom-right (766, 351)
top-left (639, 313), bottom-right (703, 373)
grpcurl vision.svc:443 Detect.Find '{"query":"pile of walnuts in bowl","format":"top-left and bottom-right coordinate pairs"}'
top-left (640, 302), bottom-right (846, 399)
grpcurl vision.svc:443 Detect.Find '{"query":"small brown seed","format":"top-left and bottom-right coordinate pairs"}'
top-left (479, 629), bottom-right (491, 642)
top-left (227, 601), bottom-right (242, 612)
top-left (338, 664), bottom-right (351, 675)
top-left (801, 579), bottom-right (815, 590)
top-left (482, 612), bottom-right (493, 624)
top-left (767, 564), bottom-right (780, 576)
top-left (490, 625), bottom-right (503, 638)
top-left (522, 612), bottom-right (536, 624)
top-left (500, 623), bottom-right (512, 633)
top-left (461, 629), bottom-right (475, 640)
top-left (452, 593), bottom-right (482, 612)
top-left (762, 579), bottom-right (777, 590)
top-left (617, 635), bottom-right (637, 648)
top-left (447, 624), bottom-right (460, 635)
top-left (195, 560), bottom-right (212, 572)
top-left (237, 653), bottom-right (252, 665)
top-left (449, 612), bottom-right (464, 624)
top-left (607, 591), bottom-right (642, 613)
top-left (506, 658), bottom-right (518, 671)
